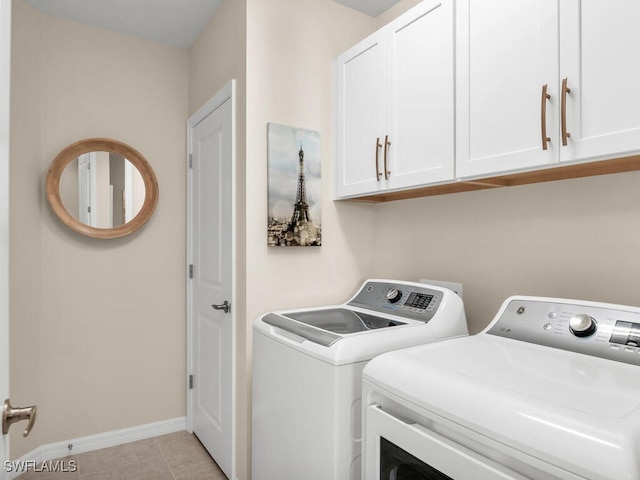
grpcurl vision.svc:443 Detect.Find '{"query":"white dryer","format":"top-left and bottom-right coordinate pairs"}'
top-left (363, 296), bottom-right (640, 480)
top-left (252, 279), bottom-right (467, 480)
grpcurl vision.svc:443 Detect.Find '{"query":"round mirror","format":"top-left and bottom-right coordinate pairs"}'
top-left (46, 138), bottom-right (159, 239)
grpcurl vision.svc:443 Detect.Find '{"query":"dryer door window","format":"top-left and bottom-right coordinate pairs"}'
top-left (380, 437), bottom-right (451, 480)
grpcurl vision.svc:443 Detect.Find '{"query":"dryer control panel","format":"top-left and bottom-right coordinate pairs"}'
top-left (487, 297), bottom-right (640, 366)
top-left (348, 280), bottom-right (445, 322)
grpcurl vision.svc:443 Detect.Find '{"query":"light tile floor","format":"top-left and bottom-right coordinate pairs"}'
top-left (14, 431), bottom-right (227, 480)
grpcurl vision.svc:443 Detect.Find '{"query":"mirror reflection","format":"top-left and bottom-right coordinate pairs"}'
top-left (59, 152), bottom-right (146, 228)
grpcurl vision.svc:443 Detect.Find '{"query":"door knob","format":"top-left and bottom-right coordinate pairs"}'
top-left (2, 399), bottom-right (37, 437)
top-left (212, 300), bottom-right (231, 314)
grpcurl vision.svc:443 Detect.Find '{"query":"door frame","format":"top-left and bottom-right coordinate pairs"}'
top-left (185, 80), bottom-right (236, 478)
top-left (1, 0), bottom-right (11, 471)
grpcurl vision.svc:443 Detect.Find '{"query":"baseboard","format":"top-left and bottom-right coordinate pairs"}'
top-left (7, 417), bottom-right (186, 479)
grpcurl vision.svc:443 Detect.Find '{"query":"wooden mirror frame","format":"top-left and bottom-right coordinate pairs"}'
top-left (45, 138), bottom-right (159, 239)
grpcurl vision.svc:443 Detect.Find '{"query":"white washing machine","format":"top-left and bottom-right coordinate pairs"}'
top-left (251, 279), bottom-right (467, 480)
top-left (363, 296), bottom-right (640, 480)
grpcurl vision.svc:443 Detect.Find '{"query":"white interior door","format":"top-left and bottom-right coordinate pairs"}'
top-left (1, 0), bottom-right (11, 475)
top-left (187, 82), bottom-right (235, 479)
top-left (77, 153), bottom-right (97, 226)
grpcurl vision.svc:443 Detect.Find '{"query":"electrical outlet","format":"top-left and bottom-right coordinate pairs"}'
top-left (419, 278), bottom-right (463, 298)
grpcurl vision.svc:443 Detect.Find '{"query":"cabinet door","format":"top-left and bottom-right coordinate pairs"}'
top-left (560, 1), bottom-right (640, 163)
top-left (386, 0), bottom-right (455, 190)
top-left (335, 32), bottom-right (386, 198)
top-left (456, 0), bottom-right (559, 178)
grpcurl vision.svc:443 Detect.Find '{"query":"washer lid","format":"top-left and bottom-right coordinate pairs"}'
top-left (261, 308), bottom-right (406, 347)
top-left (282, 307), bottom-right (406, 334)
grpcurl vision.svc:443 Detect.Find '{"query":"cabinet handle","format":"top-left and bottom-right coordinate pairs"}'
top-left (561, 77), bottom-right (571, 146)
top-left (540, 84), bottom-right (551, 150)
top-left (384, 135), bottom-right (391, 180)
top-left (375, 137), bottom-right (382, 181)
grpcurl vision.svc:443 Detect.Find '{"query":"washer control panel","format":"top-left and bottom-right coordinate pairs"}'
top-left (488, 298), bottom-right (640, 366)
top-left (348, 281), bottom-right (445, 322)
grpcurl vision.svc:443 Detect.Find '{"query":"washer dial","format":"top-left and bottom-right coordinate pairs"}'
top-left (386, 288), bottom-right (403, 304)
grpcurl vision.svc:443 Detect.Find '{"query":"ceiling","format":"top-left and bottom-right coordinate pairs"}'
top-left (23, 0), bottom-right (403, 49)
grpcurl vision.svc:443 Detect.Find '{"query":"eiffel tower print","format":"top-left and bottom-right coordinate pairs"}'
top-left (267, 124), bottom-right (322, 247)
top-left (281, 145), bottom-right (320, 245)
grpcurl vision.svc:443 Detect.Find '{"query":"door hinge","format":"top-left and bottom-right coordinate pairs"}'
top-left (188, 153), bottom-right (193, 169)
top-left (188, 264), bottom-right (193, 279)
top-left (189, 374), bottom-right (194, 389)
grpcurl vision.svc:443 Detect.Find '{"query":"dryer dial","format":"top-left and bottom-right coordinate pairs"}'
top-left (569, 314), bottom-right (597, 337)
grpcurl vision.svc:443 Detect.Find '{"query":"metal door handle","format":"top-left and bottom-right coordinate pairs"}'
top-left (375, 137), bottom-right (382, 181)
top-left (384, 135), bottom-right (391, 180)
top-left (561, 77), bottom-right (571, 146)
top-left (2, 399), bottom-right (37, 437)
top-left (540, 84), bottom-right (551, 150)
top-left (212, 300), bottom-right (231, 314)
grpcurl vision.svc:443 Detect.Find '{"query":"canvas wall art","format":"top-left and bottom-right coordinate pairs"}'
top-left (267, 123), bottom-right (322, 247)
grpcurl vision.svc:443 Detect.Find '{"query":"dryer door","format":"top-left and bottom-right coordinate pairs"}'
top-left (365, 405), bottom-right (526, 480)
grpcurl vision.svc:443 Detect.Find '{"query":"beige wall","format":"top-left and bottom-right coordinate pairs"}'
top-left (375, 0), bottom-right (422, 27)
top-left (10, 0), bottom-right (189, 457)
top-left (189, 0), bottom-right (247, 116)
top-left (372, 172), bottom-right (640, 333)
top-left (190, 0), bottom-right (386, 476)
top-left (9, 0), bottom-right (377, 473)
top-left (188, 1), bottom-right (422, 477)
top-left (15, 0), bottom-right (637, 478)
top-left (189, 0), bottom-right (377, 477)
top-left (365, 0), bottom-right (640, 333)
top-left (245, 0), bottom-right (376, 318)
top-left (243, 0), bottom-right (376, 477)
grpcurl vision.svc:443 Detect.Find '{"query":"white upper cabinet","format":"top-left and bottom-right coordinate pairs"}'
top-left (386, 0), bottom-right (455, 191)
top-left (456, 0), bottom-right (559, 178)
top-left (458, 0), bottom-right (640, 179)
top-left (335, 30), bottom-right (387, 198)
top-left (560, 1), bottom-right (640, 163)
top-left (335, 0), bottom-right (454, 198)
